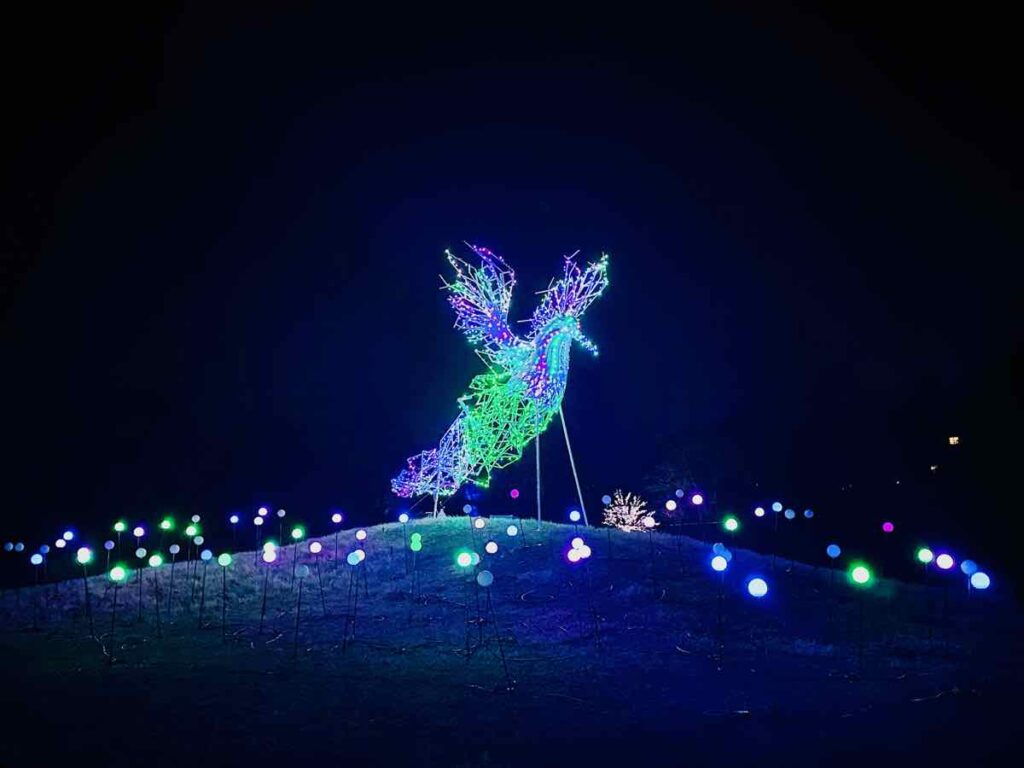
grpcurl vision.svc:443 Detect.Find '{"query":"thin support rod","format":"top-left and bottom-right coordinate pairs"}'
top-left (559, 403), bottom-right (589, 527)
top-left (535, 432), bottom-right (542, 525)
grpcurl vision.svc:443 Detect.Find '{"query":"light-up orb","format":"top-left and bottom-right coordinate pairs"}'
top-left (935, 553), bottom-right (955, 570)
top-left (960, 559), bottom-right (978, 576)
top-left (229, 515), bottom-right (239, 525)
top-left (201, 549), bottom-right (213, 561)
top-left (567, 549), bottom-right (581, 563)
top-left (712, 542), bottom-right (726, 555)
top-left (14, 542), bottom-right (24, 552)
top-left (579, 545), bottom-right (592, 559)
top-left (296, 564), bottom-right (310, 580)
top-left (771, 502), bottom-right (783, 513)
top-left (346, 551), bottom-right (361, 566)
top-left (104, 540), bottom-right (115, 551)
top-left (485, 541), bottom-right (498, 554)
top-left (160, 519), bottom-right (172, 531)
top-left (263, 541), bottom-right (277, 552)
top-left (711, 555), bottom-right (728, 572)
top-left (471, 552), bottom-right (481, 566)
top-left (30, 554), bottom-right (43, 566)
top-left (258, 507), bottom-right (269, 517)
top-left (55, 539), bottom-right (67, 549)
top-left (194, 536), bottom-right (204, 546)
top-left (76, 549), bottom-right (93, 568)
top-left (510, 488), bottom-right (519, 499)
top-left (276, 509), bottom-right (286, 519)
top-left (114, 521), bottom-right (127, 533)
top-left (398, 513), bottom-right (410, 524)
top-left (191, 514), bottom-right (200, 523)
top-left (410, 539), bottom-right (422, 552)
top-left (642, 516), bottom-right (655, 529)
top-left (803, 509), bottom-right (814, 519)
top-left (571, 536), bottom-right (585, 550)
top-left (309, 541), bottom-right (323, 555)
top-left (110, 565), bottom-right (127, 582)
top-left (133, 526), bottom-right (145, 538)
top-left (185, 525), bottom-right (198, 538)
top-left (148, 554), bottom-right (163, 567)
top-left (355, 529), bottom-right (367, 541)
top-left (473, 517), bottom-right (486, 530)
top-left (602, 494), bottom-right (613, 505)
top-left (506, 525), bottom-right (519, 537)
top-left (253, 516), bottom-right (263, 526)
top-left (723, 516), bottom-right (739, 532)
top-left (917, 547), bottom-right (934, 564)
top-left (882, 521), bottom-right (894, 533)
top-left (477, 570), bottom-right (494, 587)
top-left (784, 509), bottom-right (795, 520)
top-left (63, 530), bottom-right (75, 541)
top-left (665, 499), bottom-right (677, 512)
top-left (331, 513), bottom-right (343, 524)
top-left (3, 543), bottom-right (12, 552)
top-left (40, 544), bottom-right (50, 554)
top-left (747, 578), bottom-right (768, 598)
top-left (463, 504), bottom-right (473, 514)
top-left (291, 526), bottom-right (304, 540)
top-left (263, 548), bottom-right (277, 564)
top-left (135, 547), bottom-right (147, 559)
top-left (850, 564), bottom-right (872, 585)
top-left (456, 551), bottom-right (473, 568)
top-left (970, 571), bottom-right (990, 590)
top-left (826, 544), bottom-right (841, 559)
top-left (754, 506), bottom-right (765, 518)
top-left (569, 510), bottom-right (581, 523)
top-left (674, 489), bottom-right (685, 499)
top-left (692, 494), bottom-right (704, 506)
top-left (217, 553), bottom-right (232, 567)
top-left (169, 544), bottom-right (181, 555)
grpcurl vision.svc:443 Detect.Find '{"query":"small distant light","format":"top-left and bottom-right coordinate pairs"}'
top-left (509, 489), bottom-right (520, 499)
top-left (826, 544), bottom-right (841, 559)
top-left (477, 570), bottom-right (494, 587)
top-left (691, 494), bottom-right (704, 506)
top-left (76, 547), bottom-right (93, 565)
top-left (917, 547), bottom-right (934, 564)
top-left (960, 559), bottom-right (978, 576)
top-left (935, 553), bottom-right (955, 571)
top-left (200, 549), bottom-right (213, 561)
top-left (711, 555), bottom-right (728, 572)
top-left (217, 553), bottom-right (232, 567)
top-left (254, 517), bottom-right (264, 526)
top-left (567, 549), bottom-right (581, 563)
top-left (970, 571), bottom-right (990, 590)
top-left (290, 526), bottom-right (304, 540)
top-left (463, 504), bottom-right (473, 514)
top-left (771, 502), bottom-right (783, 513)
top-left (229, 515), bottom-right (239, 525)
top-left (258, 507), bottom-right (269, 517)
top-left (135, 547), bottom-right (147, 559)
top-left (929, 464), bottom-right (939, 472)
top-left (506, 525), bottom-right (519, 537)
top-left (133, 526), bottom-right (145, 538)
top-left (569, 510), bottom-right (581, 523)
top-left (473, 517), bottom-right (486, 529)
top-left (55, 539), bottom-right (67, 549)
top-left (30, 554), bottom-right (43, 566)
top-left (485, 541), bottom-right (498, 554)
top-left (665, 500), bottom-right (677, 512)
top-left (747, 578), bottom-right (768, 598)
top-left (642, 516), bottom-right (655, 529)
top-left (784, 509), bottom-right (796, 520)
top-left (148, 554), bottom-right (163, 568)
top-left (62, 530), bottom-right (75, 541)
top-left (331, 513), bottom-right (343, 524)
top-left (602, 494), bottom-right (613, 505)
top-left (355, 529), bottom-right (367, 541)
top-left (398, 513), bottom-right (409, 524)
top-left (674, 489), bottom-right (685, 499)
top-left (169, 544), bottom-right (181, 555)
top-left (849, 564), bottom-right (872, 585)
top-left (754, 507), bottom-right (765, 518)
top-left (191, 514), bottom-right (200, 523)
top-left (276, 509), bottom-right (286, 519)
top-left (14, 542), bottom-right (24, 552)
top-left (723, 516), bottom-right (739, 532)
top-left (456, 551), bottom-right (473, 568)
top-left (40, 544), bottom-right (50, 554)
top-left (948, 436), bottom-right (959, 446)
top-left (309, 541), bottom-right (323, 555)
top-left (114, 521), bottom-right (127, 533)
top-left (803, 509), bottom-right (814, 519)
top-left (109, 565), bottom-right (128, 582)
top-left (882, 521), bottom-right (894, 533)
top-left (5, 542), bottom-right (14, 552)
top-left (262, 549), bottom-right (277, 564)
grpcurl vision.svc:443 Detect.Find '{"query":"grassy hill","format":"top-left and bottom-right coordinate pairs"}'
top-left (0, 516), bottom-right (1020, 766)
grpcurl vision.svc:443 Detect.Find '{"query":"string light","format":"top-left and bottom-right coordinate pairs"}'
top-left (603, 490), bottom-right (654, 532)
top-left (392, 246), bottom-right (609, 499)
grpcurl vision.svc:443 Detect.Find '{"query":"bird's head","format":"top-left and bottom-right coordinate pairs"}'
top-left (528, 253), bottom-right (609, 356)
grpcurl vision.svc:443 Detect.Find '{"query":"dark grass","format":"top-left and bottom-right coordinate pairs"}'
top-left (1, 517), bottom-right (1020, 767)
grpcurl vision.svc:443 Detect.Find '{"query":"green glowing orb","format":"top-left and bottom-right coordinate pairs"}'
top-left (217, 553), bottom-right (232, 567)
top-left (109, 565), bottom-right (128, 583)
top-left (849, 563), bottom-right (873, 586)
top-left (455, 551), bottom-right (473, 568)
top-left (723, 516), bottom-right (739, 532)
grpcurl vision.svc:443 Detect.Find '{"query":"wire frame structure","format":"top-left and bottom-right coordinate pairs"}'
top-left (392, 245), bottom-right (609, 502)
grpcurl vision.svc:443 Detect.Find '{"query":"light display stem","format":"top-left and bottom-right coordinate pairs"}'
top-left (109, 584), bottom-right (119, 666)
top-left (197, 562), bottom-right (208, 628)
top-left (81, 565), bottom-right (94, 638)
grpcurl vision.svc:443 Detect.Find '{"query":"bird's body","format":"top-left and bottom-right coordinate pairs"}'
top-left (392, 245), bottom-right (609, 501)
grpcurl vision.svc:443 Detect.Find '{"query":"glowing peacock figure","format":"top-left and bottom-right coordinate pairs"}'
top-left (392, 245), bottom-right (609, 505)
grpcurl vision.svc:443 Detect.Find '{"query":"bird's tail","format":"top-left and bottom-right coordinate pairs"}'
top-left (391, 417), bottom-right (467, 498)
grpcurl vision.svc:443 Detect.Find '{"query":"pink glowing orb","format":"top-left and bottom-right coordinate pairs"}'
top-left (510, 488), bottom-right (520, 499)
top-left (882, 521), bottom-right (894, 533)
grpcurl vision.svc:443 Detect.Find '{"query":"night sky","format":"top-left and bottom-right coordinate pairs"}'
top-left (2, 7), bottom-right (1019, 573)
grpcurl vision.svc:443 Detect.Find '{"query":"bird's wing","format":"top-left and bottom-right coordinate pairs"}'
top-left (442, 244), bottom-right (523, 365)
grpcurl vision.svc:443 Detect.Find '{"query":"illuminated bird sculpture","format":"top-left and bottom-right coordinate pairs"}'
top-left (392, 245), bottom-right (609, 505)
